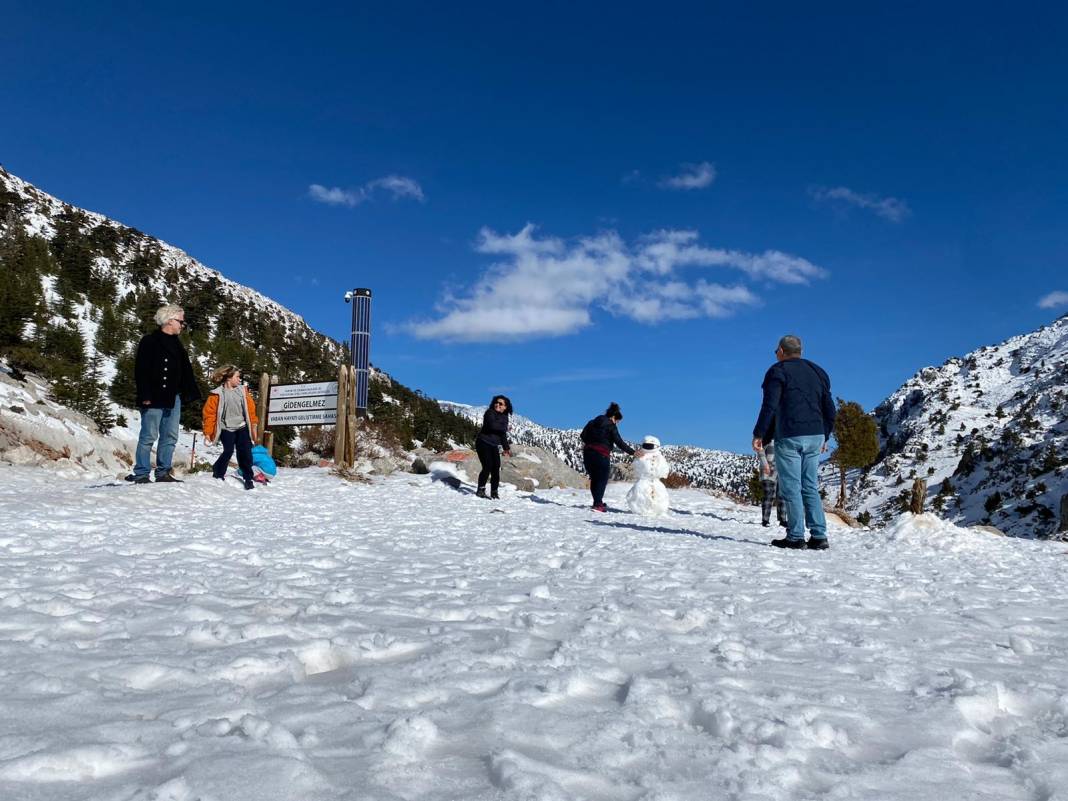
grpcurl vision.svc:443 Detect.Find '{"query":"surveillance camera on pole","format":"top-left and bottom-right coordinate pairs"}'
top-left (345, 288), bottom-right (372, 415)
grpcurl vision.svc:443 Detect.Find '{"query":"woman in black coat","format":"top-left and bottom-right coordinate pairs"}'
top-left (475, 395), bottom-right (513, 499)
top-left (580, 402), bottom-right (635, 512)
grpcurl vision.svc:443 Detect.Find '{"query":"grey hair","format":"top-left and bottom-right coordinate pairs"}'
top-left (154, 304), bottom-right (185, 327)
top-left (778, 334), bottom-right (803, 356)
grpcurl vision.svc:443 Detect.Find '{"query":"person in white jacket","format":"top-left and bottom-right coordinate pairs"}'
top-left (627, 435), bottom-right (671, 516)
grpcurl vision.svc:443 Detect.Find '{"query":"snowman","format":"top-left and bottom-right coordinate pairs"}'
top-left (626, 435), bottom-right (671, 516)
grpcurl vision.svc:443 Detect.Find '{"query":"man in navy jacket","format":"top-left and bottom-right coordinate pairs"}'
top-left (752, 335), bottom-right (836, 550)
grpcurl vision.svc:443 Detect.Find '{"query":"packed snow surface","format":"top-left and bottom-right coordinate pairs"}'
top-left (1, 466), bottom-right (1066, 801)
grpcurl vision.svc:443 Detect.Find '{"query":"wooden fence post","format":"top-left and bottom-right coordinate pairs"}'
top-left (257, 373), bottom-right (270, 446)
top-left (262, 430), bottom-right (274, 458)
top-left (910, 479), bottom-right (927, 515)
top-left (345, 365), bottom-right (357, 467)
top-left (334, 363), bottom-right (349, 466)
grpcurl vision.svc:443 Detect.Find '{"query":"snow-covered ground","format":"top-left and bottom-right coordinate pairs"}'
top-left (1, 466), bottom-right (1066, 801)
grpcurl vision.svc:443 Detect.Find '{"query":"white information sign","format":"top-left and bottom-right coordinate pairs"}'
top-left (269, 381), bottom-right (338, 399)
top-left (265, 381), bottom-right (340, 426)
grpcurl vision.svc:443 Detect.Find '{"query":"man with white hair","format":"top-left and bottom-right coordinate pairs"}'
top-left (129, 304), bottom-right (201, 484)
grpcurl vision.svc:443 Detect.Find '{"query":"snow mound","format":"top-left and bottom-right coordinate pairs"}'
top-left (868, 512), bottom-right (989, 552)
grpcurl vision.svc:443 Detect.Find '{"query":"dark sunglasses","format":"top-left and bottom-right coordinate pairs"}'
top-left (642, 442), bottom-right (656, 450)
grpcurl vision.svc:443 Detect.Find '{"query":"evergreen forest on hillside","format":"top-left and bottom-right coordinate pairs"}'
top-left (0, 170), bottom-right (478, 458)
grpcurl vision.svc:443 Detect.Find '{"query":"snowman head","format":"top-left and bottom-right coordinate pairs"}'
top-left (641, 435), bottom-right (661, 450)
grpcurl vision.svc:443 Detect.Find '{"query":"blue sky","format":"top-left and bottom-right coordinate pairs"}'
top-left (2, 2), bottom-right (1066, 451)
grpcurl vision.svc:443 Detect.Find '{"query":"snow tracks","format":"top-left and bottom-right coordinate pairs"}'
top-left (0, 465), bottom-right (1066, 800)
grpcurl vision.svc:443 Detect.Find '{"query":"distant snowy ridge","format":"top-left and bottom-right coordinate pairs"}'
top-left (439, 400), bottom-right (755, 496)
top-left (839, 313), bottom-right (1068, 538)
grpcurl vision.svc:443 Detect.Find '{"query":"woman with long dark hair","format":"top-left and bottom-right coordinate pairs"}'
top-left (475, 395), bottom-right (512, 499)
top-left (580, 402), bottom-right (635, 512)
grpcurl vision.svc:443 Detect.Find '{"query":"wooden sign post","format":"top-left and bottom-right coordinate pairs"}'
top-left (257, 373), bottom-right (271, 454)
top-left (251, 371), bottom-right (354, 468)
top-left (334, 363), bottom-right (350, 467)
top-left (345, 364), bottom-right (357, 467)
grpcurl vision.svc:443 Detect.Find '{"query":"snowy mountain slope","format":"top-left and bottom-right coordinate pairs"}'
top-left (0, 167), bottom-right (478, 458)
top-left (440, 400), bottom-right (756, 496)
top-left (0, 165), bottom-right (346, 374)
top-left (1, 464), bottom-right (1066, 800)
top-left (839, 314), bottom-right (1068, 538)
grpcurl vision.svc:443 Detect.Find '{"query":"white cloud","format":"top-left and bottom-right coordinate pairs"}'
top-left (1038, 290), bottom-right (1068, 309)
top-left (365, 175), bottom-right (425, 202)
top-left (635, 230), bottom-right (826, 284)
top-left (308, 184), bottom-right (361, 207)
top-left (406, 225), bottom-right (827, 342)
top-left (308, 174), bottom-right (425, 208)
top-left (659, 162), bottom-right (716, 190)
top-left (810, 185), bottom-right (910, 222)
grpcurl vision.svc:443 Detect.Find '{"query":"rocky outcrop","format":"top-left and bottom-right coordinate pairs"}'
top-left (426, 445), bottom-right (586, 491)
top-left (0, 369), bottom-right (134, 477)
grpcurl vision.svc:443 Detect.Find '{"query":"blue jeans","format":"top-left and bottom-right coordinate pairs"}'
top-left (134, 396), bottom-right (181, 478)
top-left (774, 434), bottom-right (827, 541)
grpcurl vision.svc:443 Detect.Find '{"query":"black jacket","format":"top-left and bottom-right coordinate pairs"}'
top-left (581, 415), bottom-right (635, 456)
top-left (476, 408), bottom-right (511, 450)
top-left (134, 330), bottom-right (201, 409)
top-left (753, 358), bottom-right (836, 441)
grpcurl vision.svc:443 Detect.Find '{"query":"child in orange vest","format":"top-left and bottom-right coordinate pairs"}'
top-left (202, 365), bottom-right (259, 490)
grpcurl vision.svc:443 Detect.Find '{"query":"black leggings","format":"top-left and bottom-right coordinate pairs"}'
top-left (214, 427), bottom-right (254, 482)
top-left (476, 440), bottom-right (501, 494)
top-left (583, 449), bottom-right (611, 506)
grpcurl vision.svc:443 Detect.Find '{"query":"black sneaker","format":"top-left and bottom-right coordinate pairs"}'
top-left (475, 487), bottom-right (488, 498)
top-left (491, 492), bottom-right (500, 500)
top-left (806, 538), bottom-right (830, 550)
top-left (244, 480), bottom-right (255, 490)
top-left (770, 537), bottom-right (806, 549)
top-left (155, 472), bottom-right (183, 483)
top-left (132, 475), bottom-right (151, 485)
top-left (761, 521), bottom-right (770, 527)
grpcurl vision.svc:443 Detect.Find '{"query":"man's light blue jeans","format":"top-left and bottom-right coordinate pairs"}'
top-left (774, 434), bottom-right (827, 542)
top-left (134, 396), bottom-right (181, 478)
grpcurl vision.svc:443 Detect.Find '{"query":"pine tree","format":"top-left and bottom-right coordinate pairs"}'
top-left (50, 208), bottom-right (95, 296)
top-left (128, 244), bottom-right (163, 284)
top-left (94, 301), bottom-right (126, 358)
top-left (831, 399), bottom-right (880, 507)
top-left (40, 320), bottom-right (86, 370)
top-left (109, 348), bottom-right (138, 408)
top-left (748, 469), bottom-right (765, 504)
top-left (0, 228), bottom-right (45, 347)
top-left (53, 351), bottom-right (114, 432)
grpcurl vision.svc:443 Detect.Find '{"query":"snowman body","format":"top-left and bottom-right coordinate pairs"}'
top-left (626, 449), bottom-right (671, 516)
